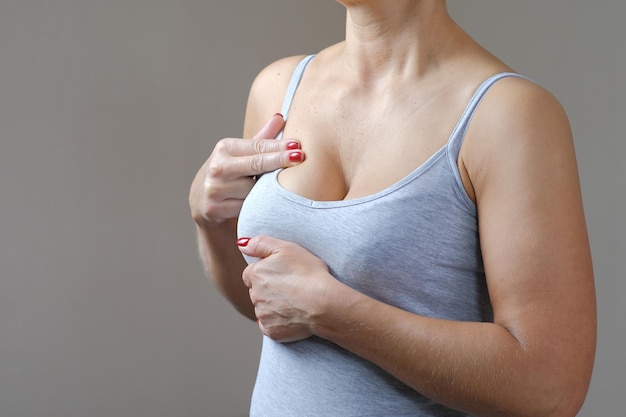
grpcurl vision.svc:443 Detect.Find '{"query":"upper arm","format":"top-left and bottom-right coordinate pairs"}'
top-left (464, 78), bottom-right (596, 399)
top-left (242, 55), bottom-right (307, 138)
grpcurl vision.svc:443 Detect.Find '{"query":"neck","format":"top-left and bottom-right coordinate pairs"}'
top-left (338, 0), bottom-right (460, 84)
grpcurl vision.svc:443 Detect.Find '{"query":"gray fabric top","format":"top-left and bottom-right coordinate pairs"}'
top-left (238, 55), bottom-right (528, 416)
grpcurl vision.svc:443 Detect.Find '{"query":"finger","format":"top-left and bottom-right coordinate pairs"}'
top-left (252, 113), bottom-right (286, 140)
top-left (237, 235), bottom-right (284, 259)
top-left (204, 176), bottom-right (255, 202)
top-left (234, 148), bottom-right (305, 177)
top-left (209, 139), bottom-right (303, 181)
top-left (242, 270), bottom-right (251, 288)
top-left (201, 198), bottom-right (247, 222)
top-left (225, 137), bottom-right (301, 157)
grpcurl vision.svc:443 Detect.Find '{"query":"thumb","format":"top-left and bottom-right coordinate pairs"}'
top-left (252, 113), bottom-right (285, 140)
top-left (237, 235), bottom-right (282, 259)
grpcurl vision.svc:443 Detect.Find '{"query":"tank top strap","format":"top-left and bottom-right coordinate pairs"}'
top-left (447, 72), bottom-right (533, 160)
top-left (279, 54), bottom-right (316, 117)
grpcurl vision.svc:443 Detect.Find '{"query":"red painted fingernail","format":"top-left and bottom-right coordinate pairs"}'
top-left (237, 237), bottom-right (251, 247)
top-left (285, 140), bottom-right (300, 150)
top-left (288, 151), bottom-right (304, 162)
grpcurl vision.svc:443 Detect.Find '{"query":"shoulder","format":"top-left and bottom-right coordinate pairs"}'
top-left (476, 75), bottom-right (568, 138)
top-left (474, 74), bottom-right (570, 144)
top-left (461, 75), bottom-right (574, 200)
top-left (249, 55), bottom-right (309, 104)
top-left (243, 55), bottom-right (309, 137)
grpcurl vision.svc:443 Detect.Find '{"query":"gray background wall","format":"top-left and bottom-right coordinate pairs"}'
top-left (0, 1), bottom-right (622, 416)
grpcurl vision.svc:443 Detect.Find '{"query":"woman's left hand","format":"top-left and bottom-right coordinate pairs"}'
top-left (237, 235), bottom-right (338, 343)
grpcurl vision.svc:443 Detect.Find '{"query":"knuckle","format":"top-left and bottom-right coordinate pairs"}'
top-left (203, 188), bottom-right (224, 209)
top-left (191, 201), bottom-right (220, 225)
top-left (204, 185), bottom-right (222, 203)
top-left (203, 173), bottom-right (223, 197)
top-left (254, 308), bottom-right (266, 321)
top-left (248, 154), bottom-right (264, 173)
top-left (214, 139), bottom-right (231, 154)
top-left (247, 262), bottom-right (260, 278)
top-left (255, 309), bottom-right (270, 322)
top-left (243, 267), bottom-right (254, 284)
top-left (206, 160), bottom-right (225, 179)
top-left (253, 140), bottom-right (268, 154)
top-left (197, 182), bottom-right (228, 222)
top-left (202, 204), bottom-right (220, 221)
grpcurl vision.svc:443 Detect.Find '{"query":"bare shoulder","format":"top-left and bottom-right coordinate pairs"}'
top-left (461, 75), bottom-right (574, 200)
top-left (477, 75), bottom-right (569, 147)
top-left (243, 55), bottom-right (308, 138)
top-left (478, 75), bottom-right (569, 142)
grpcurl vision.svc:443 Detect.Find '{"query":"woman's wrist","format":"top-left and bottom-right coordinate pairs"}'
top-left (313, 280), bottom-right (372, 342)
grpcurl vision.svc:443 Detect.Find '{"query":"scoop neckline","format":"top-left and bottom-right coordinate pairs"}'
top-left (271, 144), bottom-right (448, 208)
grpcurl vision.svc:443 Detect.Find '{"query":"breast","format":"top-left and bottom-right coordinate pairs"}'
top-left (276, 154), bottom-right (347, 201)
top-left (238, 158), bottom-right (492, 323)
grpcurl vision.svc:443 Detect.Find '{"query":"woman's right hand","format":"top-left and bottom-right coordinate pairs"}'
top-left (189, 113), bottom-right (304, 227)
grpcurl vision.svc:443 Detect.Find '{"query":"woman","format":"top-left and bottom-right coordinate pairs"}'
top-left (189, 1), bottom-right (596, 416)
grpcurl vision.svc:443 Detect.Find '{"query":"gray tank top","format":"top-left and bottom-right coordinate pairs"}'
top-left (238, 55), bottom-right (529, 417)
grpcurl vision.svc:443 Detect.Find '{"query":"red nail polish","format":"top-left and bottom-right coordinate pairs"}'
top-left (286, 140), bottom-right (300, 150)
top-left (237, 237), bottom-right (251, 247)
top-left (289, 151), bottom-right (304, 162)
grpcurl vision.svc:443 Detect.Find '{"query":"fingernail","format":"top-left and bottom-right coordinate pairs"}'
top-left (274, 113), bottom-right (284, 119)
top-left (288, 151), bottom-right (304, 162)
top-left (285, 140), bottom-right (300, 150)
top-left (237, 237), bottom-right (251, 247)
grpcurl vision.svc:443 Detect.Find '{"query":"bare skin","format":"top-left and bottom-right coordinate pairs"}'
top-left (189, 113), bottom-right (305, 318)
top-left (190, 1), bottom-right (596, 416)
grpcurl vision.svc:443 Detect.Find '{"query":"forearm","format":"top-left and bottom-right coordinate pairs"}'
top-left (316, 288), bottom-right (584, 417)
top-left (196, 219), bottom-right (255, 320)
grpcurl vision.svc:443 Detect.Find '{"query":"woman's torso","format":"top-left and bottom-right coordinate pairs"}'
top-left (238, 52), bottom-right (529, 416)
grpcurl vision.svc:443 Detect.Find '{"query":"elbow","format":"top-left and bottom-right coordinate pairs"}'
top-left (499, 341), bottom-right (595, 417)
top-left (508, 315), bottom-right (596, 417)
top-left (547, 379), bottom-right (592, 417)
top-left (527, 364), bottom-right (593, 417)
top-left (535, 393), bottom-right (588, 417)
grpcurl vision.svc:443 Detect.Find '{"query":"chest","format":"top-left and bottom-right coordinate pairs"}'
top-left (278, 83), bottom-right (472, 202)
